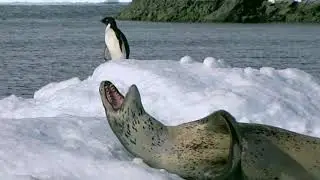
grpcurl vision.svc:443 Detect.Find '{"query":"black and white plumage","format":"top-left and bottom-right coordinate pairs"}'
top-left (100, 17), bottom-right (130, 61)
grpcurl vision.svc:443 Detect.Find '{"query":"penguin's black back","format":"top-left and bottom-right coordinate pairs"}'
top-left (118, 30), bottom-right (130, 59)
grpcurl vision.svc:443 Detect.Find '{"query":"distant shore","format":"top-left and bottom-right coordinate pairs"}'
top-left (116, 0), bottom-right (320, 23)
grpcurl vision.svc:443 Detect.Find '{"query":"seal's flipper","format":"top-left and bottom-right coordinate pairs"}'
top-left (104, 45), bottom-right (111, 61)
top-left (205, 110), bottom-right (245, 179)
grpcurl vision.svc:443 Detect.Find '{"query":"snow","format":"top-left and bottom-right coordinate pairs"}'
top-left (1, 57), bottom-right (320, 179)
top-left (179, 55), bottom-right (194, 64)
top-left (268, 0), bottom-right (301, 3)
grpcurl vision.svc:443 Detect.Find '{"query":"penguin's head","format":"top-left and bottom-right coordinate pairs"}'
top-left (101, 16), bottom-right (117, 29)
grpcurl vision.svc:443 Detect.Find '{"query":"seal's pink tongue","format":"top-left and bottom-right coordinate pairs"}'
top-left (105, 84), bottom-right (124, 110)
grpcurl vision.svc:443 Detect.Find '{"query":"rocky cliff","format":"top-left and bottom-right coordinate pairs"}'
top-left (117, 0), bottom-right (320, 23)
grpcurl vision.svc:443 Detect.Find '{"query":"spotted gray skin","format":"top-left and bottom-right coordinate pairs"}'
top-left (99, 80), bottom-right (320, 180)
top-left (238, 123), bottom-right (320, 180)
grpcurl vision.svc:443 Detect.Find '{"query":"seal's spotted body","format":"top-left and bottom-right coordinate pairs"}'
top-left (99, 80), bottom-right (320, 180)
top-left (239, 123), bottom-right (320, 179)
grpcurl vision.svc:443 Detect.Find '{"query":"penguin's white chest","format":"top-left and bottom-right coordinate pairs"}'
top-left (105, 26), bottom-right (124, 60)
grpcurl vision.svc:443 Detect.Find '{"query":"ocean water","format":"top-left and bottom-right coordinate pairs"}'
top-left (0, 4), bottom-right (320, 98)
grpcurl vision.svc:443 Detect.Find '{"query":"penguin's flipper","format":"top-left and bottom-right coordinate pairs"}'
top-left (104, 45), bottom-right (112, 61)
top-left (119, 31), bottom-right (130, 59)
top-left (120, 41), bottom-right (127, 59)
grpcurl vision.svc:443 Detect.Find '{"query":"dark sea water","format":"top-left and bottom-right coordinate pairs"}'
top-left (0, 4), bottom-right (320, 98)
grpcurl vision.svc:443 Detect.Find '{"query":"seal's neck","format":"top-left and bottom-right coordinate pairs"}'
top-left (109, 108), bottom-right (169, 167)
top-left (106, 86), bottom-right (169, 167)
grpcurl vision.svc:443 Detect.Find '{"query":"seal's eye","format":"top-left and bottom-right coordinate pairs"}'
top-left (105, 83), bottom-right (124, 111)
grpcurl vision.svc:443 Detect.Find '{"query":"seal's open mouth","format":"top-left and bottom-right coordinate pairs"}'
top-left (104, 81), bottom-right (124, 111)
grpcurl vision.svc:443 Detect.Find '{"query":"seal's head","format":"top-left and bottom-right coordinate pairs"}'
top-left (99, 80), bottom-right (144, 118)
top-left (100, 16), bottom-right (117, 29)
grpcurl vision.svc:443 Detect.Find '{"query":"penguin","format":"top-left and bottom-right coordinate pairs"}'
top-left (100, 16), bottom-right (130, 61)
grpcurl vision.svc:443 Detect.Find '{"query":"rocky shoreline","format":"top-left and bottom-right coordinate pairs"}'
top-left (116, 0), bottom-right (320, 23)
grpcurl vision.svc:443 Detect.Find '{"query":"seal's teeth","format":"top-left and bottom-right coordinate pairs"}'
top-left (103, 82), bottom-right (124, 110)
top-left (108, 84), bottom-right (115, 91)
top-left (106, 89), bottom-right (112, 101)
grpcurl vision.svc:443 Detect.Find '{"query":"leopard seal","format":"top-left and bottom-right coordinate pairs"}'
top-left (99, 80), bottom-right (320, 180)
